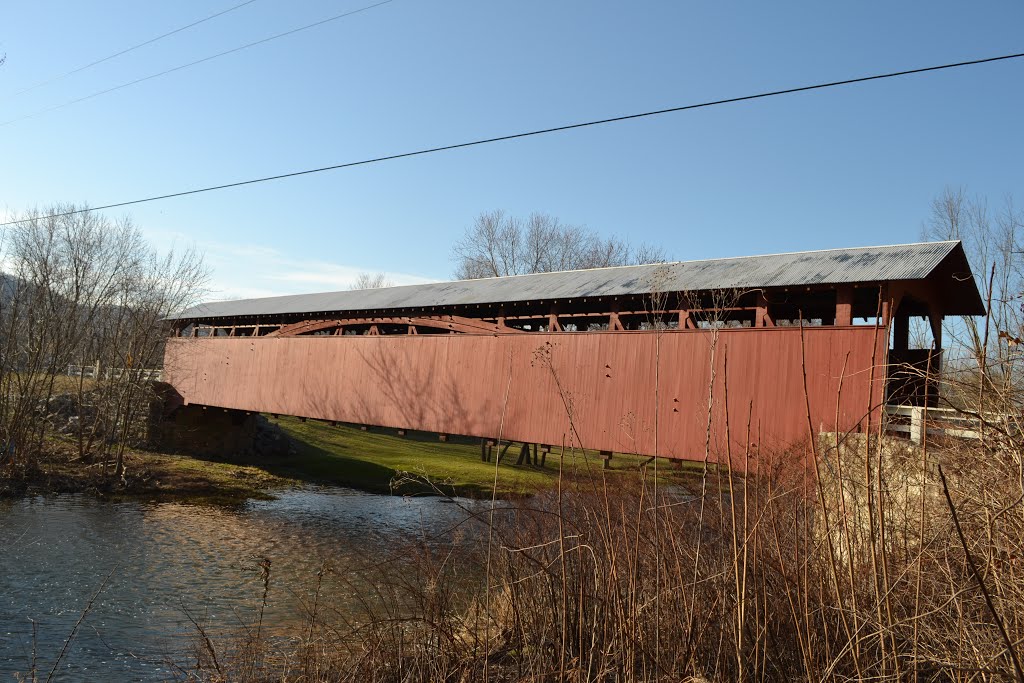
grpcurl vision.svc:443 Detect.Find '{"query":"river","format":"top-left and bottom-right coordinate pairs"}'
top-left (0, 487), bottom-right (478, 682)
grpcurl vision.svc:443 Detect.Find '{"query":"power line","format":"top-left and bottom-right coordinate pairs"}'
top-left (3, 0), bottom-right (263, 100)
top-left (2, 50), bottom-right (1022, 228)
top-left (0, 0), bottom-right (396, 127)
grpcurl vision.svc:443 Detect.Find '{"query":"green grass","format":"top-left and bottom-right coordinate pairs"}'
top-left (268, 416), bottom-right (699, 498)
top-left (7, 416), bottom-right (705, 503)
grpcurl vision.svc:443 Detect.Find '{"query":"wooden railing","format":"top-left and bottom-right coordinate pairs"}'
top-left (884, 404), bottom-right (1016, 444)
top-left (66, 364), bottom-right (162, 382)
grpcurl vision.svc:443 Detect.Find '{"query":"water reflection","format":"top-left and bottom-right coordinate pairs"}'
top-left (0, 488), bottom-right (475, 682)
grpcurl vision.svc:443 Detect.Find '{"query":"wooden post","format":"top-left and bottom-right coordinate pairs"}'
top-left (910, 407), bottom-right (924, 445)
top-left (929, 312), bottom-right (943, 351)
top-left (755, 293), bottom-right (774, 327)
top-left (835, 286), bottom-right (853, 326)
top-left (397, 429), bottom-right (406, 437)
top-left (893, 314), bottom-right (910, 352)
top-left (438, 434), bottom-right (448, 442)
top-left (600, 450), bottom-right (613, 469)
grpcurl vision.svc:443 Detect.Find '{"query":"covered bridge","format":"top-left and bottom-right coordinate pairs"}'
top-left (163, 240), bottom-right (983, 462)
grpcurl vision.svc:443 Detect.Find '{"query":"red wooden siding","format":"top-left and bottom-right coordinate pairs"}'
top-left (163, 326), bottom-right (886, 462)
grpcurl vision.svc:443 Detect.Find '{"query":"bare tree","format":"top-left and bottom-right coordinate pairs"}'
top-left (922, 188), bottom-right (1023, 363)
top-left (350, 272), bottom-right (393, 290)
top-left (0, 204), bottom-right (208, 478)
top-left (452, 210), bottom-right (667, 279)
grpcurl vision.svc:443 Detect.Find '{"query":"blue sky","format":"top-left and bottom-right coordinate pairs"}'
top-left (1, 1), bottom-right (1021, 300)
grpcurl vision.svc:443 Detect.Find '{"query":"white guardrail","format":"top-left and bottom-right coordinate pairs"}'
top-left (884, 405), bottom-right (1015, 444)
top-left (66, 365), bottom-right (162, 382)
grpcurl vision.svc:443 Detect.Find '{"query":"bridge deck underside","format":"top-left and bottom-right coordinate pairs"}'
top-left (163, 326), bottom-right (885, 462)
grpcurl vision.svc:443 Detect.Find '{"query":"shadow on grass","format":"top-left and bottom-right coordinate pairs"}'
top-left (154, 415), bottom-right (707, 501)
top-left (268, 418), bottom-right (565, 498)
top-left (258, 439), bottom-right (414, 496)
top-left (228, 421), bottom-right (507, 498)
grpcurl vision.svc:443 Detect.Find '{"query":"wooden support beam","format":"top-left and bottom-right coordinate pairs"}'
top-left (835, 286), bottom-right (854, 326)
top-left (929, 312), bottom-right (943, 351)
top-left (880, 285), bottom-right (892, 326)
top-left (755, 293), bottom-right (775, 327)
top-left (600, 450), bottom-right (613, 469)
top-left (893, 314), bottom-right (910, 353)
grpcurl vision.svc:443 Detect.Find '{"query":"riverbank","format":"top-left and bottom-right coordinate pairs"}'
top-left (0, 439), bottom-right (298, 505)
top-left (1, 415), bottom-right (701, 503)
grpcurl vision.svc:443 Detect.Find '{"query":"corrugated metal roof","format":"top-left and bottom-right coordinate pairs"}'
top-left (171, 240), bottom-right (967, 320)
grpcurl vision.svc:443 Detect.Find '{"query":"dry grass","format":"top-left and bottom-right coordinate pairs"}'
top-left (169, 424), bottom-right (1023, 682)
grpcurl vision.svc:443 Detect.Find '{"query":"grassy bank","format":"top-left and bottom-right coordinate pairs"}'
top-left (0, 439), bottom-right (299, 505)
top-left (266, 416), bottom-right (695, 498)
top-left (2, 415), bottom-right (701, 503)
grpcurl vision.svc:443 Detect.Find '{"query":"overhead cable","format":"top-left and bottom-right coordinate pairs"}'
top-left (0, 0), bottom-right (395, 126)
top-left (1, 50), bottom-right (1021, 227)
top-left (3, 0), bottom-right (263, 100)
